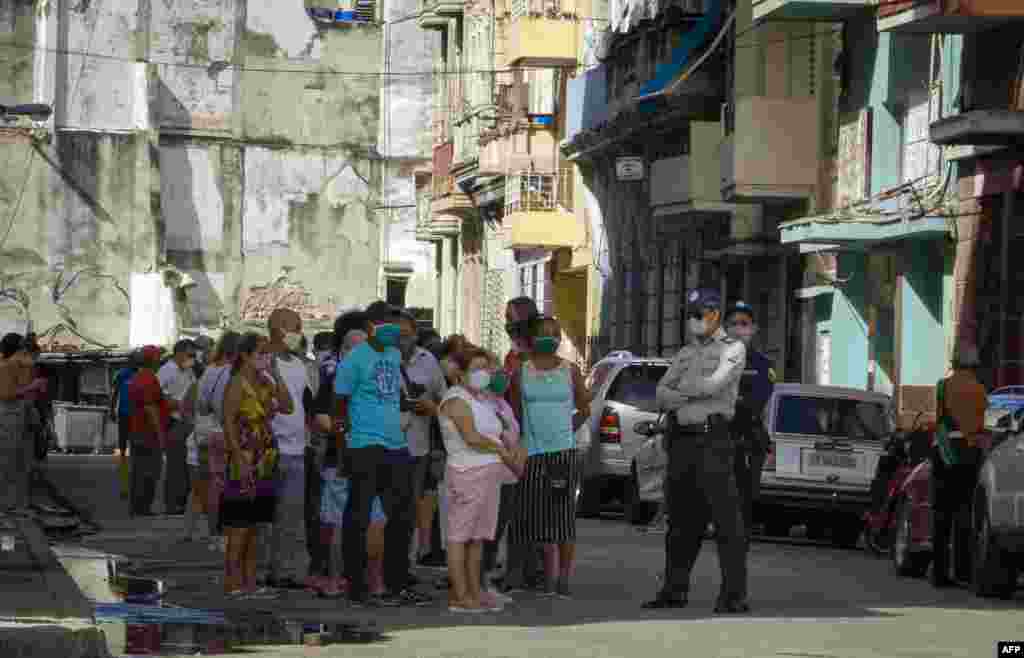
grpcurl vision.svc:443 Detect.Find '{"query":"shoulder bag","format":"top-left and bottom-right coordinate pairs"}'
top-left (934, 378), bottom-right (960, 467)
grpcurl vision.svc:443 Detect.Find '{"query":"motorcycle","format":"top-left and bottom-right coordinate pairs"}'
top-left (863, 412), bottom-right (933, 556)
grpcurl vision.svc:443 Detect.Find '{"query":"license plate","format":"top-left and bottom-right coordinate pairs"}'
top-left (805, 450), bottom-right (859, 470)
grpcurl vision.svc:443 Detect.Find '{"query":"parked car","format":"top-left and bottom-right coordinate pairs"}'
top-left (758, 384), bottom-right (894, 547)
top-left (985, 386), bottom-right (1024, 432)
top-left (889, 430), bottom-right (1022, 598)
top-left (578, 351), bottom-right (667, 524)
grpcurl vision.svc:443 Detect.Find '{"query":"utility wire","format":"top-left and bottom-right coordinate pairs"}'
top-left (1, 26), bottom-right (849, 78)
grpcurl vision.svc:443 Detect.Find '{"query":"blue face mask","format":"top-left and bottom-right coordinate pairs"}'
top-left (373, 323), bottom-right (401, 348)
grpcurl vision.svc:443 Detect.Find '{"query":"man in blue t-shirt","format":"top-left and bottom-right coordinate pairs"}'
top-left (110, 351), bottom-right (141, 457)
top-left (334, 301), bottom-right (430, 607)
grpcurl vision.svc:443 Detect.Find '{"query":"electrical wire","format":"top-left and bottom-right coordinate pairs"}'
top-left (1, 26), bottom-right (855, 79)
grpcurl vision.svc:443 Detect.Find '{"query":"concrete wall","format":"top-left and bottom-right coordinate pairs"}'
top-left (0, 0), bottom-right (385, 348)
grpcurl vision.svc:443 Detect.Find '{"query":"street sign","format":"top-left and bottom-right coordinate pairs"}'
top-left (616, 156), bottom-right (644, 181)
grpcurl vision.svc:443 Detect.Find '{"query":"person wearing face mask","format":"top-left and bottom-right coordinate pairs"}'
top-left (395, 310), bottom-right (448, 569)
top-left (1, 333), bottom-right (46, 513)
top-left (262, 308), bottom-right (313, 590)
top-left (499, 297), bottom-right (545, 592)
top-left (645, 288), bottom-right (749, 613)
top-left (508, 316), bottom-right (591, 598)
top-left (438, 346), bottom-right (524, 612)
top-left (334, 301), bottom-right (432, 607)
top-left (723, 301), bottom-right (775, 543)
top-left (157, 339), bottom-right (199, 515)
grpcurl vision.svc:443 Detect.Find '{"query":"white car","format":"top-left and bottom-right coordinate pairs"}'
top-left (759, 383), bottom-right (894, 546)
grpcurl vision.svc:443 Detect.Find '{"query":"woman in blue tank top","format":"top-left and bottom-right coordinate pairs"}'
top-left (508, 316), bottom-right (591, 598)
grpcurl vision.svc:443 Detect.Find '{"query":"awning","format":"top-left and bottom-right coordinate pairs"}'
top-left (779, 203), bottom-right (949, 248)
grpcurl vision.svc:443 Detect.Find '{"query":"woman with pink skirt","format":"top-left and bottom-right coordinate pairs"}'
top-left (438, 345), bottom-right (526, 613)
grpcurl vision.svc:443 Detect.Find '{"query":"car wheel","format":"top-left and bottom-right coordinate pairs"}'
top-left (576, 479), bottom-right (601, 519)
top-left (971, 497), bottom-right (1016, 599)
top-left (626, 464), bottom-right (658, 526)
top-left (891, 498), bottom-right (930, 578)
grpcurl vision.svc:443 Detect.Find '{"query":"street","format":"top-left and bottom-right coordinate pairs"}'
top-left (40, 454), bottom-right (1024, 658)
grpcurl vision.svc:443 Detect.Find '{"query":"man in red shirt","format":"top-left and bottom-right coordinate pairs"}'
top-left (128, 346), bottom-right (169, 517)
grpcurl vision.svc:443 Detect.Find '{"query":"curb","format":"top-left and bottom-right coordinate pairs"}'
top-left (0, 519), bottom-right (111, 658)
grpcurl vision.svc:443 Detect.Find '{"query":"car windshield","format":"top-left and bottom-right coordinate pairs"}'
top-left (991, 387), bottom-right (1024, 397)
top-left (775, 395), bottom-right (891, 440)
top-left (606, 364), bottom-right (668, 412)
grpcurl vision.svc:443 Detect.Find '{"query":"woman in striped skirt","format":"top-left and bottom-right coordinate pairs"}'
top-left (508, 316), bottom-right (591, 597)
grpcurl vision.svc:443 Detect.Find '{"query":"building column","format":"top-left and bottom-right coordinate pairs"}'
top-left (896, 239), bottom-right (945, 424)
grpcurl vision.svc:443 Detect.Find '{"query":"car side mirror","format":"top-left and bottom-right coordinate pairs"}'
top-left (634, 421), bottom-right (658, 437)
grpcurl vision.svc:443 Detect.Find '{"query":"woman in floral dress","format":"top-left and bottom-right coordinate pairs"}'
top-left (221, 332), bottom-right (294, 598)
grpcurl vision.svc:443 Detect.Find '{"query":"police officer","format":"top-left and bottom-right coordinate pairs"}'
top-left (643, 288), bottom-right (750, 613)
top-left (724, 301), bottom-right (775, 540)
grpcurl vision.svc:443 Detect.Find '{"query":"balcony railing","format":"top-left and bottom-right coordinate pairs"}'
top-left (505, 170), bottom-right (574, 215)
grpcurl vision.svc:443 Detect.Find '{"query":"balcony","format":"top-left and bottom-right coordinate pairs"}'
top-left (930, 110), bottom-right (1024, 146)
top-left (752, 0), bottom-right (872, 22)
top-left (504, 0), bottom-right (579, 67)
top-left (478, 127), bottom-right (560, 176)
top-left (877, 0), bottom-right (1024, 33)
top-left (720, 96), bottom-right (820, 204)
top-left (417, 0), bottom-right (463, 29)
top-left (430, 175), bottom-right (475, 218)
top-left (503, 170), bottom-right (583, 249)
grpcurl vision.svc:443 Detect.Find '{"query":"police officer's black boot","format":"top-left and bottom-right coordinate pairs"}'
top-left (713, 595), bottom-right (751, 614)
top-left (642, 590), bottom-right (688, 609)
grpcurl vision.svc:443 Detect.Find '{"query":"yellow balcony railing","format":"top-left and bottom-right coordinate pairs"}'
top-left (505, 0), bottom-right (579, 67)
top-left (504, 170), bottom-right (582, 249)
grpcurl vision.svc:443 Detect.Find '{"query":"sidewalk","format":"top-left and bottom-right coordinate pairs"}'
top-left (0, 513), bottom-right (111, 658)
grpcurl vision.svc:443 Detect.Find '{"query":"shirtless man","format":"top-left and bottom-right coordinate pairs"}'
top-left (1, 333), bottom-right (46, 512)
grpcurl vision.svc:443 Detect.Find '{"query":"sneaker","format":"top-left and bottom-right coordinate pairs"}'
top-left (538, 581), bottom-right (557, 597)
top-left (485, 587), bottom-right (513, 607)
top-left (479, 590), bottom-right (504, 612)
top-left (555, 579), bottom-right (571, 599)
top-left (387, 588), bottom-right (433, 607)
top-left (418, 552), bottom-right (447, 568)
top-left (448, 604), bottom-right (487, 614)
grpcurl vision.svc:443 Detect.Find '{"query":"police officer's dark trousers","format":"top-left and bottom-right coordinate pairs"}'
top-left (663, 416), bottom-right (748, 603)
top-left (731, 415), bottom-right (766, 538)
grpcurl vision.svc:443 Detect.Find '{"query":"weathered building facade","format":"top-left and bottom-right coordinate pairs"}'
top-left (563, 0), bottom-right (812, 372)
top-left (0, 0), bottom-right (385, 348)
top-left (380, 0), bottom-right (439, 317)
top-left (415, 0), bottom-right (598, 363)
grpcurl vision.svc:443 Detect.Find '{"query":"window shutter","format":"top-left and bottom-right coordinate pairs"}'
top-left (528, 68), bottom-right (556, 115)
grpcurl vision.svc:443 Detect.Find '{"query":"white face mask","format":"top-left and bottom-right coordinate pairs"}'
top-left (728, 325), bottom-right (756, 345)
top-left (687, 317), bottom-right (708, 338)
top-left (467, 369), bottom-right (492, 391)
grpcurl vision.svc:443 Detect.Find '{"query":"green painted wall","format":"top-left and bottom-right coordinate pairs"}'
top-left (830, 253), bottom-right (869, 390)
top-left (899, 240), bottom-right (945, 386)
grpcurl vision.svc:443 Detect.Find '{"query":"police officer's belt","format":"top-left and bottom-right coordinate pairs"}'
top-left (677, 421), bottom-right (711, 434)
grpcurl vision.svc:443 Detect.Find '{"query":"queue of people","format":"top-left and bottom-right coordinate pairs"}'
top-left (61, 295), bottom-right (586, 611)
top-left (0, 286), bottom-right (991, 614)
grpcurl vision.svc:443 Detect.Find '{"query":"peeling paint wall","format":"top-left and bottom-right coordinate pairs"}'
top-left (379, 0), bottom-right (440, 316)
top-left (0, 1), bottom-right (384, 348)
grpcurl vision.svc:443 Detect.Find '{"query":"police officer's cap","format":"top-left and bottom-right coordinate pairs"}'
top-left (725, 300), bottom-right (756, 323)
top-left (685, 288), bottom-right (722, 311)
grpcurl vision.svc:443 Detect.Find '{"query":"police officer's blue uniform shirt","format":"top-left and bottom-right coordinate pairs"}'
top-left (738, 350), bottom-right (774, 416)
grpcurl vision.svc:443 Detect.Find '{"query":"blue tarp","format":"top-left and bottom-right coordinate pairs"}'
top-left (637, 0), bottom-right (723, 112)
